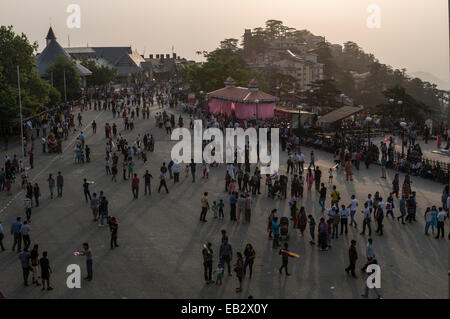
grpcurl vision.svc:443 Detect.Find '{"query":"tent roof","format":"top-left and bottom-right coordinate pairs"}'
top-left (207, 86), bottom-right (278, 103)
top-left (318, 106), bottom-right (364, 124)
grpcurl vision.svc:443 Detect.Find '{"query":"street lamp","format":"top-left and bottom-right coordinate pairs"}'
top-left (366, 116), bottom-right (372, 147)
top-left (340, 93), bottom-right (345, 106)
top-left (255, 99), bottom-right (259, 120)
top-left (400, 121), bottom-right (407, 157)
top-left (297, 104), bottom-right (303, 138)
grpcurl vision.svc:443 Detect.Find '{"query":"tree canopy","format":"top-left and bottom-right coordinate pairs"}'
top-left (0, 25), bottom-right (60, 123)
top-left (180, 48), bottom-right (268, 94)
top-left (46, 55), bottom-right (81, 101)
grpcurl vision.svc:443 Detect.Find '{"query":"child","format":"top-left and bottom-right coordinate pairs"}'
top-left (202, 162), bottom-right (209, 179)
top-left (212, 201), bottom-right (218, 219)
top-left (214, 263), bottom-right (224, 285)
top-left (218, 199), bottom-right (225, 219)
top-left (328, 168), bottom-right (333, 184)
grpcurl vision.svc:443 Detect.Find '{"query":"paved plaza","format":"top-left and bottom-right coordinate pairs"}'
top-left (0, 105), bottom-right (448, 299)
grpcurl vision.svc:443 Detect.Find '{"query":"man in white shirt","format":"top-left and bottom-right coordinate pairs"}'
top-left (435, 208), bottom-right (447, 239)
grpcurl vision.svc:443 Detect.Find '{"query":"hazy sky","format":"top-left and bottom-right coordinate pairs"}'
top-left (1, 0), bottom-right (449, 87)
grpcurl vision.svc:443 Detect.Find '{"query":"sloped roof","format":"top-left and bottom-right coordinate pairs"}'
top-left (75, 61), bottom-right (92, 76)
top-left (318, 106), bottom-right (364, 124)
top-left (65, 47), bottom-right (140, 69)
top-left (46, 27), bottom-right (56, 40)
top-left (207, 86), bottom-right (278, 103)
top-left (36, 39), bottom-right (71, 76)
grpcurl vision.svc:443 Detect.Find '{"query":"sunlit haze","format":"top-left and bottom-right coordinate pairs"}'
top-left (0, 0), bottom-right (449, 87)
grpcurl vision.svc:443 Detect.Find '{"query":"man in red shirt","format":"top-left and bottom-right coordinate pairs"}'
top-left (132, 174), bottom-right (139, 199)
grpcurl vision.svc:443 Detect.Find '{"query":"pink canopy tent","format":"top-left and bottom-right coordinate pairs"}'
top-left (207, 78), bottom-right (278, 120)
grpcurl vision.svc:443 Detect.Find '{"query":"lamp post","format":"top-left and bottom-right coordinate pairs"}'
top-left (340, 93), bottom-right (345, 106)
top-left (297, 104), bottom-right (303, 138)
top-left (255, 99), bottom-right (259, 120)
top-left (400, 121), bottom-right (407, 157)
top-left (366, 116), bottom-right (372, 147)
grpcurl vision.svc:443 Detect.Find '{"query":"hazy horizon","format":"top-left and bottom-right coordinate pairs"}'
top-left (1, 0), bottom-right (449, 88)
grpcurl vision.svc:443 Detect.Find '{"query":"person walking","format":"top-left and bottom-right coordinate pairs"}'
top-left (56, 172), bottom-right (63, 197)
top-left (83, 179), bottom-right (91, 202)
top-left (345, 240), bottom-right (358, 278)
top-left (200, 192), bottom-right (209, 222)
top-left (360, 203), bottom-right (372, 236)
top-left (39, 251), bottom-right (53, 290)
top-left (219, 238), bottom-right (233, 276)
top-left (30, 244), bottom-right (40, 286)
top-left (143, 170), bottom-right (153, 195)
top-left (20, 221), bottom-right (31, 251)
top-left (157, 168), bottom-right (169, 194)
top-left (48, 174), bottom-right (55, 199)
top-left (361, 238), bottom-right (375, 272)
top-left (78, 243), bottom-right (93, 281)
top-left (319, 183), bottom-right (327, 212)
top-left (33, 183), bottom-right (40, 207)
top-left (243, 244), bottom-right (255, 278)
top-left (202, 242), bottom-right (213, 284)
top-left (374, 204), bottom-right (384, 236)
top-left (90, 193), bottom-right (100, 221)
top-left (272, 217), bottom-right (280, 248)
top-left (234, 252), bottom-right (244, 292)
top-left (340, 204), bottom-right (349, 235)
top-left (110, 217), bottom-right (119, 249)
top-left (279, 242), bottom-right (292, 276)
top-left (19, 247), bottom-right (31, 286)
top-left (11, 217), bottom-right (22, 252)
top-left (436, 208), bottom-right (447, 239)
top-left (131, 174), bottom-right (139, 199)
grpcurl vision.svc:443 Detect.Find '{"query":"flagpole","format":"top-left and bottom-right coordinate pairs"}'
top-left (17, 65), bottom-right (24, 158)
top-left (63, 68), bottom-right (67, 101)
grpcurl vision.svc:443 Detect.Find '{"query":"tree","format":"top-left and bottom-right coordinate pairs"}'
top-left (219, 38), bottom-right (240, 52)
top-left (306, 79), bottom-right (341, 107)
top-left (80, 58), bottom-right (117, 87)
top-left (46, 55), bottom-right (81, 101)
top-left (180, 48), bottom-right (268, 94)
top-left (0, 25), bottom-right (59, 124)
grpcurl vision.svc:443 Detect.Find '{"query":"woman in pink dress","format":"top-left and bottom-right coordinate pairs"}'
top-left (306, 169), bottom-right (313, 191)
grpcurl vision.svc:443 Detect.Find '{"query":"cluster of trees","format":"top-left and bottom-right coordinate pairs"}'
top-left (239, 20), bottom-right (447, 121)
top-left (181, 45), bottom-right (268, 94)
top-left (0, 25), bottom-right (119, 124)
top-left (312, 40), bottom-right (447, 121)
top-left (0, 26), bottom-right (60, 123)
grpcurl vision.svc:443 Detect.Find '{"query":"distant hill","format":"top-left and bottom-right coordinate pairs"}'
top-left (411, 71), bottom-right (450, 91)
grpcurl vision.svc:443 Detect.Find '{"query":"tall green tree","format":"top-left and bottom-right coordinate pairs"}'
top-left (46, 55), bottom-right (81, 101)
top-left (0, 25), bottom-right (59, 123)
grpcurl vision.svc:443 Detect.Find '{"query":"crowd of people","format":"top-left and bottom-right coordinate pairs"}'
top-left (0, 80), bottom-right (448, 299)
